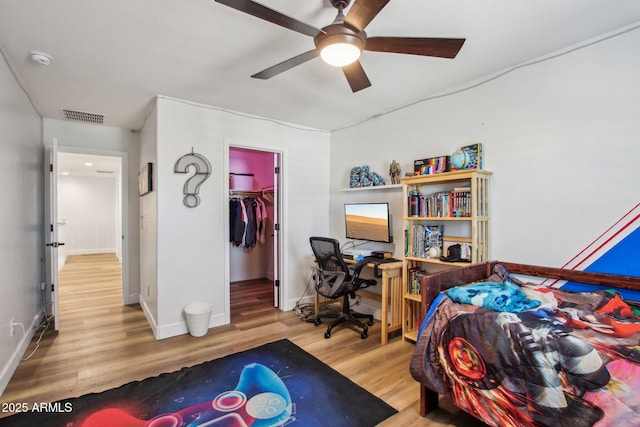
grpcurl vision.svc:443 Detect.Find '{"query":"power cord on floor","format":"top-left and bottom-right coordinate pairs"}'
top-left (22, 315), bottom-right (51, 361)
top-left (293, 268), bottom-right (319, 323)
top-left (293, 268), bottom-right (363, 322)
top-left (294, 303), bottom-right (316, 323)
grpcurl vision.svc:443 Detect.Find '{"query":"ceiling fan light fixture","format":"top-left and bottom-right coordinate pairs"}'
top-left (320, 42), bottom-right (361, 67)
top-left (315, 25), bottom-right (365, 67)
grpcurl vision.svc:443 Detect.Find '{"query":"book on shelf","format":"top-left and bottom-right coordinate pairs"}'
top-left (404, 224), bottom-right (443, 259)
top-left (407, 190), bottom-right (471, 218)
top-left (450, 190), bottom-right (471, 217)
top-left (407, 267), bottom-right (426, 294)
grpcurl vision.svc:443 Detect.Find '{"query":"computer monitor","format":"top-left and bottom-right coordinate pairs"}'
top-left (344, 202), bottom-right (392, 243)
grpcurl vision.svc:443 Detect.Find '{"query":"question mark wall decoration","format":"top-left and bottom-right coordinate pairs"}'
top-left (174, 150), bottom-right (212, 208)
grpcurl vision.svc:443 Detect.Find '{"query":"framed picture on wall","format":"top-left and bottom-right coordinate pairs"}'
top-left (138, 162), bottom-right (153, 196)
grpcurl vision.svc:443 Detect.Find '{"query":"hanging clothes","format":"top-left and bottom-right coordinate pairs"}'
top-left (256, 197), bottom-right (267, 244)
top-left (230, 199), bottom-right (245, 246)
top-left (244, 198), bottom-right (257, 247)
top-left (229, 196), bottom-right (267, 248)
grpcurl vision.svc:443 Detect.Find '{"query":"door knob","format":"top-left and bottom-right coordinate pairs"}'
top-left (45, 242), bottom-right (65, 248)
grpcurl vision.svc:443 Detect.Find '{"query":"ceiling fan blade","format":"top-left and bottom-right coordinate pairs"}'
top-left (251, 50), bottom-right (319, 80)
top-left (215, 0), bottom-right (323, 37)
top-left (342, 60), bottom-right (371, 92)
top-left (345, 0), bottom-right (391, 31)
top-left (365, 37), bottom-right (466, 58)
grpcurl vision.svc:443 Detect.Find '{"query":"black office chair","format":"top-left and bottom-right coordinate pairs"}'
top-left (309, 236), bottom-right (377, 339)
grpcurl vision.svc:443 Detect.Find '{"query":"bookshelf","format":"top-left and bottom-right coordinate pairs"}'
top-left (400, 169), bottom-right (492, 342)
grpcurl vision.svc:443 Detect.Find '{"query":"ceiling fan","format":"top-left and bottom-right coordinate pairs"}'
top-left (215, 0), bottom-right (466, 92)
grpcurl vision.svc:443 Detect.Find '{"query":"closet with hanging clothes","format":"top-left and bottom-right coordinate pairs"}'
top-left (229, 191), bottom-right (268, 248)
top-left (229, 148), bottom-right (276, 283)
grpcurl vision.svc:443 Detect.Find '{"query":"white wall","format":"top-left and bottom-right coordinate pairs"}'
top-left (58, 175), bottom-right (118, 255)
top-left (43, 119), bottom-right (140, 303)
top-left (330, 27), bottom-right (640, 267)
top-left (141, 97), bottom-right (330, 339)
top-left (0, 53), bottom-right (43, 395)
top-left (139, 103), bottom-right (159, 325)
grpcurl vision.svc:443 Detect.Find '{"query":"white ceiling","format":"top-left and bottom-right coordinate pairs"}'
top-left (57, 152), bottom-right (122, 178)
top-left (2, 0), bottom-right (640, 131)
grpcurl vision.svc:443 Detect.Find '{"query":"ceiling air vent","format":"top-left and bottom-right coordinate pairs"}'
top-left (61, 109), bottom-right (105, 125)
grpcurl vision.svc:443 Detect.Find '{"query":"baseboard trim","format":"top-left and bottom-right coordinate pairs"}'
top-left (65, 249), bottom-right (117, 256)
top-left (0, 311), bottom-right (44, 396)
top-left (154, 312), bottom-right (227, 340)
top-left (139, 297), bottom-right (159, 340)
top-left (140, 298), bottom-right (226, 340)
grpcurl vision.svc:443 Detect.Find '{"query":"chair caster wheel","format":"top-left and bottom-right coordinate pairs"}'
top-left (361, 331), bottom-right (368, 339)
top-left (367, 319), bottom-right (374, 326)
top-left (324, 331), bottom-right (331, 339)
top-left (314, 319), bottom-right (321, 326)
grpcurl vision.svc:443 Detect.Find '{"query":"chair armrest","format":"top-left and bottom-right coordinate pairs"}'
top-left (350, 259), bottom-right (370, 273)
top-left (349, 256), bottom-right (380, 280)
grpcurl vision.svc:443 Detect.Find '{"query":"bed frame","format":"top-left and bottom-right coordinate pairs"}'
top-left (417, 261), bottom-right (640, 417)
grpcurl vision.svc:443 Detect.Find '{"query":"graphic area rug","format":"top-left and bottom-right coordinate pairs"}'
top-left (1, 339), bottom-right (397, 426)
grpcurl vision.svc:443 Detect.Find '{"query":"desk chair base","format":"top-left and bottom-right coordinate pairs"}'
top-left (314, 294), bottom-right (374, 339)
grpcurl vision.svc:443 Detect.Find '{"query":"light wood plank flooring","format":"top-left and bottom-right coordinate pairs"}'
top-left (1, 253), bottom-right (484, 426)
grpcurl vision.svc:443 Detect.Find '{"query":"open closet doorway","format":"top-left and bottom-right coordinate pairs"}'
top-left (55, 150), bottom-right (127, 323)
top-left (228, 147), bottom-right (282, 317)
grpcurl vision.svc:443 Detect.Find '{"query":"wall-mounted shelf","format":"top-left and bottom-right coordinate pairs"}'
top-left (339, 184), bottom-right (402, 192)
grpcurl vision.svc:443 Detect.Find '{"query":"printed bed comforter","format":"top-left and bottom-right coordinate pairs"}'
top-left (410, 265), bottom-right (640, 427)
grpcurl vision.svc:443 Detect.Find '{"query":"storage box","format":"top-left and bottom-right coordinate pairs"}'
top-left (229, 173), bottom-right (254, 191)
top-left (414, 156), bottom-right (450, 175)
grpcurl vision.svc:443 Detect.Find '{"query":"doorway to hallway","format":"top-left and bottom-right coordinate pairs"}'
top-left (54, 150), bottom-right (128, 327)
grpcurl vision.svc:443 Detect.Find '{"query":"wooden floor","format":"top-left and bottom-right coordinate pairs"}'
top-left (1, 253), bottom-right (484, 426)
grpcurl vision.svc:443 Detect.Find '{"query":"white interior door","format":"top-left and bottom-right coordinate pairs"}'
top-left (43, 138), bottom-right (62, 330)
top-left (272, 153), bottom-right (282, 308)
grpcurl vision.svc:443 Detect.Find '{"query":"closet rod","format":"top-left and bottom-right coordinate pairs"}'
top-left (229, 190), bottom-right (262, 197)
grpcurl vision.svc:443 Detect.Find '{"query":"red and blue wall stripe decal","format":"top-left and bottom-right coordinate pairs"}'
top-left (548, 202), bottom-right (640, 299)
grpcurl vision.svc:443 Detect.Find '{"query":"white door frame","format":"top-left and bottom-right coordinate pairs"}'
top-left (55, 145), bottom-right (130, 305)
top-left (43, 139), bottom-right (60, 330)
top-left (272, 151), bottom-right (282, 308)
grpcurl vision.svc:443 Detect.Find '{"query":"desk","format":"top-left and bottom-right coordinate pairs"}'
top-left (314, 259), bottom-right (403, 345)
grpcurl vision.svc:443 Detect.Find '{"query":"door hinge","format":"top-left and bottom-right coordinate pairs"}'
top-left (275, 279), bottom-right (280, 287)
top-left (274, 166), bottom-right (280, 174)
top-left (50, 224), bottom-right (54, 232)
top-left (50, 164), bottom-right (53, 172)
top-left (275, 223), bottom-right (280, 231)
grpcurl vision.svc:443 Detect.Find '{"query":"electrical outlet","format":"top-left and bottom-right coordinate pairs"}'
top-left (10, 318), bottom-right (15, 337)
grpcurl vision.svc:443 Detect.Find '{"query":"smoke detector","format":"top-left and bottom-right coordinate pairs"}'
top-left (30, 51), bottom-right (53, 66)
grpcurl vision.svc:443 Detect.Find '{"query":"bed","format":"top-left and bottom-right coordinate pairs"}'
top-left (409, 261), bottom-right (640, 427)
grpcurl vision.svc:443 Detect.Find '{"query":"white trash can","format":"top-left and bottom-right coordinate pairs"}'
top-left (184, 302), bottom-right (212, 337)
